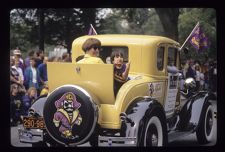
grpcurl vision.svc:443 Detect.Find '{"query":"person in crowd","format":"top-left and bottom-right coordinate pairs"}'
top-left (183, 59), bottom-right (190, 79)
top-left (179, 64), bottom-right (185, 91)
top-left (24, 50), bottom-right (35, 68)
top-left (110, 50), bottom-right (130, 97)
top-left (24, 57), bottom-right (41, 95)
top-left (200, 69), bottom-right (205, 91)
top-left (51, 56), bottom-right (62, 62)
top-left (195, 64), bottom-right (201, 91)
top-left (208, 60), bottom-right (217, 93)
top-left (10, 56), bottom-right (20, 85)
top-left (40, 82), bottom-right (49, 96)
top-left (186, 59), bottom-right (196, 79)
top-left (167, 57), bottom-right (179, 74)
top-left (12, 57), bottom-right (24, 86)
top-left (13, 49), bottom-right (25, 72)
top-left (10, 83), bottom-right (24, 126)
top-left (38, 56), bottom-right (48, 89)
top-left (35, 49), bottom-right (44, 67)
top-left (77, 38), bottom-right (104, 64)
top-left (22, 87), bottom-right (37, 116)
top-left (62, 52), bottom-right (71, 62)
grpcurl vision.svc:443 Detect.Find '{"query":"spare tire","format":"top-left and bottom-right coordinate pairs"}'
top-left (43, 85), bottom-right (98, 146)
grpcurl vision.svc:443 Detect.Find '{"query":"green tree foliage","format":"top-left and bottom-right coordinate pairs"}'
top-left (10, 8), bottom-right (216, 60)
top-left (10, 9), bottom-right (39, 53)
top-left (10, 8), bottom-right (98, 54)
top-left (98, 8), bottom-right (164, 35)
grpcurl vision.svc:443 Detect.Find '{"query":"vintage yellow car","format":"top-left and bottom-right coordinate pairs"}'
top-left (18, 35), bottom-right (216, 147)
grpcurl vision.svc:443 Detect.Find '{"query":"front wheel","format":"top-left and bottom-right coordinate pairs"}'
top-left (196, 101), bottom-right (214, 144)
top-left (141, 110), bottom-right (167, 146)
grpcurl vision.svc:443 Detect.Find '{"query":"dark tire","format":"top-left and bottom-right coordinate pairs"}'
top-left (32, 141), bottom-right (48, 147)
top-left (196, 101), bottom-right (214, 144)
top-left (141, 110), bottom-right (167, 146)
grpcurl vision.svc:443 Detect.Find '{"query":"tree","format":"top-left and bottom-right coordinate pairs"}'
top-left (38, 9), bottom-right (45, 51)
top-left (98, 8), bottom-right (164, 35)
top-left (155, 8), bottom-right (180, 41)
top-left (10, 8), bottom-right (99, 54)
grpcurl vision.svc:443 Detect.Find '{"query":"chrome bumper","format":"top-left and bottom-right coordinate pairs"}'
top-left (98, 136), bottom-right (136, 147)
top-left (18, 127), bottom-right (43, 143)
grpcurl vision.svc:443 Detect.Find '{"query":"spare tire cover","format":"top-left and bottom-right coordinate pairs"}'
top-left (43, 85), bottom-right (98, 145)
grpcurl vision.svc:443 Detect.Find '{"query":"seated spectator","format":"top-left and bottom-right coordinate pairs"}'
top-left (110, 50), bottom-right (130, 97)
top-left (22, 87), bottom-right (37, 116)
top-left (10, 83), bottom-right (23, 126)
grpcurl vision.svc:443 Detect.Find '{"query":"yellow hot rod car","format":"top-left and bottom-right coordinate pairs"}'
top-left (18, 35), bottom-right (216, 147)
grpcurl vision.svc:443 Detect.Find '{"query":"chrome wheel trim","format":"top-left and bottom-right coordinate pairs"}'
top-left (144, 116), bottom-right (163, 146)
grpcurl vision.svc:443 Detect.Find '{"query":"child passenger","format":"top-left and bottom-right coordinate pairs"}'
top-left (111, 50), bottom-right (130, 97)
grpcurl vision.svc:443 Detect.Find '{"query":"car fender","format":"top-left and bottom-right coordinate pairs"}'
top-left (29, 95), bottom-right (47, 117)
top-left (120, 97), bottom-right (166, 142)
top-left (177, 91), bottom-right (215, 131)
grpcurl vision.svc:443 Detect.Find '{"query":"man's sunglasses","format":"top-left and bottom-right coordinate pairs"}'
top-left (93, 46), bottom-right (101, 51)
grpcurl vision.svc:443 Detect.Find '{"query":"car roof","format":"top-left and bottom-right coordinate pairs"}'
top-left (75, 34), bottom-right (180, 46)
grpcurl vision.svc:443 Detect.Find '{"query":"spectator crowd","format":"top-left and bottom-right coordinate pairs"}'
top-left (179, 57), bottom-right (217, 93)
top-left (10, 48), bottom-right (71, 126)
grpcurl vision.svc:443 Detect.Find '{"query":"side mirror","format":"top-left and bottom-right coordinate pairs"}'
top-left (184, 77), bottom-right (196, 91)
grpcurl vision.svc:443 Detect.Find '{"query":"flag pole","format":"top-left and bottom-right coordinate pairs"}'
top-left (179, 22), bottom-right (199, 51)
top-left (90, 24), bottom-right (97, 35)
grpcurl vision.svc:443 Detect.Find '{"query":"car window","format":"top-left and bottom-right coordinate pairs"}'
top-left (157, 46), bottom-right (165, 71)
top-left (99, 46), bottom-right (129, 64)
top-left (168, 47), bottom-right (177, 67)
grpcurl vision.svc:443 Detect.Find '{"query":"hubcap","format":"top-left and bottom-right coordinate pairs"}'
top-left (147, 124), bottom-right (158, 146)
top-left (151, 133), bottom-right (158, 146)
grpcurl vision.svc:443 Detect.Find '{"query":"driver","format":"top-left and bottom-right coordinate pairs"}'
top-left (77, 38), bottom-right (104, 64)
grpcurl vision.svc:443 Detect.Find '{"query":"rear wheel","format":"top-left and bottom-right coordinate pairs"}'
top-left (196, 101), bottom-right (214, 144)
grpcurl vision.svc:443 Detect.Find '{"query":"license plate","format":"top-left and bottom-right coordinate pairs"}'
top-left (23, 116), bottom-right (45, 129)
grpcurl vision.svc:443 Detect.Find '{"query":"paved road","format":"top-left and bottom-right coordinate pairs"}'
top-left (11, 100), bottom-right (217, 147)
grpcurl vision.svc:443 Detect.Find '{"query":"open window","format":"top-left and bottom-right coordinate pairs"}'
top-left (157, 46), bottom-right (165, 71)
top-left (99, 46), bottom-right (129, 64)
top-left (168, 47), bottom-right (177, 67)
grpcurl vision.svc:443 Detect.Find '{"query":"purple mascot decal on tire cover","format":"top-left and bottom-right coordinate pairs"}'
top-left (53, 92), bottom-right (82, 139)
